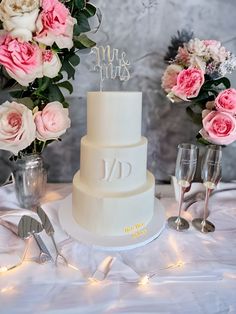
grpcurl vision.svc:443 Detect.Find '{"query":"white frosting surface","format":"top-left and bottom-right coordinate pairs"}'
top-left (72, 171), bottom-right (155, 236)
top-left (80, 136), bottom-right (147, 193)
top-left (87, 92), bottom-right (142, 146)
top-left (72, 91), bottom-right (155, 237)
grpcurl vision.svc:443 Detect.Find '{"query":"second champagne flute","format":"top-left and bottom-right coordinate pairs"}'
top-left (192, 145), bottom-right (222, 233)
top-left (168, 143), bottom-right (198, 231)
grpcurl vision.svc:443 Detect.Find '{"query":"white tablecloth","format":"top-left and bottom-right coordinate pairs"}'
top-left (0, 183), bottom-right (236, 314)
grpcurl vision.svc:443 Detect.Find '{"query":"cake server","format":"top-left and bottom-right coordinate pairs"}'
top-left (36, 206), bottom-right (68, 266)
top-left (18, 215), bottom-right (53, 264)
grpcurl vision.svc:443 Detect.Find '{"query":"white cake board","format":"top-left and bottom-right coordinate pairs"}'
top-left (58, 195), bottom-right (166, 251)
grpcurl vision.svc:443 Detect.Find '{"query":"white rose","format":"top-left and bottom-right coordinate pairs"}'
top-left (189, 55), bottom-right (206, 72)
top-left (0, 101), bottom-right (36, 155)
top-left (6, 9), bottom-right (39, 42)
top-left (209, 46), bottom-right (228, 63)
top-left (187, 38), bottom-right (206, 56)
top-left (0, 0), bottom-right (39, 17)
top-left (43, 51), bottom-right (62, 78)
top-left (0, 0), bottom-right (40, 41)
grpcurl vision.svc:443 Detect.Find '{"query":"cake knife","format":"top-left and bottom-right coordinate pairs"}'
top-left (36, 207), bottom-right (68, 266)
top-left (18, 215), bottom-right (53, 264)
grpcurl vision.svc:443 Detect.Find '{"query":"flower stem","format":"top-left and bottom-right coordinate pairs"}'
top-left (41, 141), bottom-right (46, 153)
top-left (33, 140), bottom-right (37, 154)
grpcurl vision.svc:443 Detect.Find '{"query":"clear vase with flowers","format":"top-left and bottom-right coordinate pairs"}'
top-left (0, 0), bottom-right (99, 208)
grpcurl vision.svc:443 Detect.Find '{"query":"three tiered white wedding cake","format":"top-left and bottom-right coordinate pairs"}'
top-left (72, 92), bottom-right (155, 236)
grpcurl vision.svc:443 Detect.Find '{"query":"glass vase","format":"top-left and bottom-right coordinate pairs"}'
top-left (12, 154), bottom-right (47, 209)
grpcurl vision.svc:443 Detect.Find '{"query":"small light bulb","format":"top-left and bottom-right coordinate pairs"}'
top-left (88, 277), bottom-right (100, 284)
top-left (1, 286), bottom-right (14, 293)
top-left (139, 275), bottom-right (150, 285)
top-left (0, 266), bottom-right (8, 273)
top-left (67, 263), bottom-right (79, 271)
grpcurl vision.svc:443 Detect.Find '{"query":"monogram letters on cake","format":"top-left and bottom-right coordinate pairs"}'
top-left (101, 159), bottom-right (132, 182)
top-left (72, 92), bottom-right (155, 236)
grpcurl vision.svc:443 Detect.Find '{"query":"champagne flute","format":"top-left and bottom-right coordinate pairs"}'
top-left (168, 143), bottom-right (198, 231)
top-left (192, 145), bottom-right (222, 233)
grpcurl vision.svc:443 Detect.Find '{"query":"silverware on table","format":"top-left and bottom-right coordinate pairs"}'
top-left (36, 207), bottom-right (69, 266)
top-left (18, 215), bottom-right (53, 264)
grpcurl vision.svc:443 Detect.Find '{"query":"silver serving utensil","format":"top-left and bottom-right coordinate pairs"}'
top-left (18, 215), bottom-right (53, 264)
top-left (37, 207), bottom-right (68, 266)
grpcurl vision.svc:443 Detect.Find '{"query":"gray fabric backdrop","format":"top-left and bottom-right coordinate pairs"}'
top-left (1, 0), bottom-right (236, 183)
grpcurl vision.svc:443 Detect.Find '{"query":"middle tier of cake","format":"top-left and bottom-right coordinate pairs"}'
top-left (80, 136), bottom-right (148, 193)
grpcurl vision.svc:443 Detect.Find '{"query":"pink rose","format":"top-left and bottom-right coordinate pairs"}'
top-left (0, 32), bottom-right (43, 86)
top-left (203, 40), bottom-right (220, 48)
top-left (0, 101), bottom-right (36, 155)
top-left (215, 88), bottom-right (236, 114)
top-left (200, 110), bottom-right (236, 145)
top-left (34, 101), bottom-right (71, 141)
top-left (35, 0), bottom-right (76, 49)
top-left (161, 64), bottom-right (183, 93)
top-left (171, 68), bottom-right (205, 101)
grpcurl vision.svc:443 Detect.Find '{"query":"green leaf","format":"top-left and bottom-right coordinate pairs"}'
top-left (74, 34), bottom-right (96, 49)
top-left (73, 23), bottom-right (81, 36)
top-left (203, 77), bottom-right (231, 90)
top-left (69, 54), bottom-right (80, 66)
top-left (48, 85), bottom-right (65, 103)
top-left (10, 90), bottom-right (24, 98)
top-left (75, 13), bottom-right (91, 33)
top-left (62, 59), bottom-right (76, 80)
top-left (75, 0), bottom-right (86, 10)
top-left (38, 77), bottom-right (51, 91)
top-left (186, 106), bottom-right (202, 125)
top-left (196, 133), bottom-right (211, 146)
top-left (53, 73), bottom-right (64, 83)
top-left (16, 97), bottom-right (34, 110)
top-left (57, 81), bottom-right (73, 94)
top-left (202, 88), bottom-right (219, 97)
top-left (83, 3), bottom-right (96, 17)
top-left (62, 101), bottom-right (70, 108)
top-left (191, 90), bottom-right (215, 102)
top-left (189, 101), bottom-right (205, 111)
top-left (2, 78), bottom-right (17, 89)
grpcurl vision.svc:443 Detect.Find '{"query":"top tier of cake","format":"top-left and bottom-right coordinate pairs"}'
top-left (87, 92), bottom-right (142, 146)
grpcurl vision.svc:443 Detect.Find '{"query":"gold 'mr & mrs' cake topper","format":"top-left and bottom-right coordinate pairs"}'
top-left (91, 45), bottom-right (131, 91)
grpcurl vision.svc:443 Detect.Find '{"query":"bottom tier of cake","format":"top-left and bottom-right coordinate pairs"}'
top-left (72, 171), bottom-right (155, 236)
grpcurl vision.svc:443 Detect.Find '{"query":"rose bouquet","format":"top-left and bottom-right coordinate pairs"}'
top-left (162, 31), bottom-right (236, 146)
top-left (0, 0), bottom-right (98, 158)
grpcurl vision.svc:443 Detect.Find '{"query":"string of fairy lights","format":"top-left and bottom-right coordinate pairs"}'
top-left (0, 252), bottom-right (186, 287)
